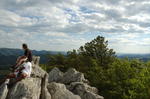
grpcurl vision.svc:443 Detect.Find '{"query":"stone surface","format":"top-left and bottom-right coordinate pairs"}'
top-left (48, 68), bottom-right (88, 84)
top-left (68, 82), bottom-right (104, 99)
top-left (7, 78), bottom-right (42, 99)
top-left (0, 82), bottom-right (9, 99)
top-left (62, 68), bottom-right (88, 84)
top-left (48, 68), bottom-right (104, 99)
top-left (48, 67), bottom-right (64, 83)
top-left (40, 74), bottom-right (51, 99)
top-left (31, 64), bottom-right (47, 78)
top-left (47, 82), bottom-right (81, 99)
top-left (83, 92), bottom-right (104, 99)
top-left (68, 82), bottom-right (98, 94)
top-left (32, 56), bottom-right (40, 66)
top-left (31, 56), bottom-right (47, 78)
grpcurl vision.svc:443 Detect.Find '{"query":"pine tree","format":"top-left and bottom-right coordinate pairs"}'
top-left (78, 36), bottom-right (116, 68)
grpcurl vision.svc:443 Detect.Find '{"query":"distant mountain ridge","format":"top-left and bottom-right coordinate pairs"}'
top-left (0, 48), bottom-right (66, 56)
top-left (117, 53), bottom-right (150, 62)
top-left (0, 48), bottom-right (66, 68)
top-left (0, 48), bottom-right (149, 68)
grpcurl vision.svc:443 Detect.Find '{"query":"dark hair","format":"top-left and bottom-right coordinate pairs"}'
top-left (22, 43), bottom-right (28, 49)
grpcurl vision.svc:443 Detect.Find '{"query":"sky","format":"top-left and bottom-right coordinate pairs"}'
top-left (0, 0), bottom-right (150, 54)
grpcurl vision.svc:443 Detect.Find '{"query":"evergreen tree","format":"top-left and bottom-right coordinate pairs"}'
top-left (78, 36), bottom-right (116, 68)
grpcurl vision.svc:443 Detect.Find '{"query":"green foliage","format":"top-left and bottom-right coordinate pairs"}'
top-left (103, 59), bottom-right (150, 99)
top-left (43, 36), bottom-right (150, 99)
top-left (78, 36), bottom-right (116, 68)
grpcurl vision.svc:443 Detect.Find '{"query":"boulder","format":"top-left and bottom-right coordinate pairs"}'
top-left (0, 80), bottom-right (9, 99)
top-left (48, 68), bottom-right (88, 84)
top-left (48, 67), bottom-right (64, 83)
top-left (7, 78), bottom-right (42, 99)
top-left (31, 56), bottom-right (47, 78)
top-left (62, 68), bottom-right (88, 84)
top-left (48, 68), bottom-right (104, 99)
top-left (47, 82), bottom-right (81, 99)
top-left (32, 56), bottom-right (40, 66)
top-left (31, 65), bottom-right (47, 78)
top-left (82, 92), bottom-right (104, 99)
top-left (68, 82), bottom-right (98, 94)
top-left (40, 74), bottom-right (51, 99)
top-left (68, 82), bottom-right (104, 99)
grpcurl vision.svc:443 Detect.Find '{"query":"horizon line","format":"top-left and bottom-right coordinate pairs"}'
top-left (0, 47), bottom-right (150, 55)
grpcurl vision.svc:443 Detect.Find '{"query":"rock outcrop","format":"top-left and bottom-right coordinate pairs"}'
top-left (48, 68), bottom-right (103, 99)
top-left (47, 82), bottom-right (81, 99)
top-left (0, 80), bottom-right (9, 99)
top-left (0, 56), bottom-right (104, 99)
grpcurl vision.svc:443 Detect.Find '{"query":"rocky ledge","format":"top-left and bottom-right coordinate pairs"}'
top-left (0, 56), bottom-right (104, 99)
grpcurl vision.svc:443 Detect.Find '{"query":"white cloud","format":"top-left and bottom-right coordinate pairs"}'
top-left (45, 32), bottom-right (69, 38)
top-left (0, 0), bottom-right (150, 53)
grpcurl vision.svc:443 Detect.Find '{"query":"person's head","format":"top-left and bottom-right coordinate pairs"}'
top-left (22, 43), bottom-right (28, 50)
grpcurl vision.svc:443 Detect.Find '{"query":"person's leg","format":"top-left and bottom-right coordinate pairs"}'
top-left (11, 56), bottom-right (24, 70)
top-left (0, 73), bottom-right (16, 84)
top-left (15, 73), bottom-right (27, 83)
top-left (16, 56), bottom-right (22, 63)
top-left (6, 73), bottom-right (16, 79)
top-left (16, 56), bottom-right (27, 63)
top-left (6, 72), bottom-right (27, 88)
top-left (15, 57), bottom-right (27, 67)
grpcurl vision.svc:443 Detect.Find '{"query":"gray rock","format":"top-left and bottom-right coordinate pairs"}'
top-left (41, 74), bottom-right (51, 99)
top-left (32, 56), bottom-right (40, 66)
top-left (31, 65), bottom-right (47, 78)
top-left (62, 68), bottom-right (88, 84)
top-left (48, 68), bottom-right (88, 84)
top-left (7, 78), bottom-right (42, 99)
top-left (48, 67), bottom-right (64, 83)
top-left (31, 56), bottom-right (47, 78)
top-left (68, 82), bottom-right (98, 94)
top-left (47, 82), bottom-right (81, 99)
top-left (83, 92), bottom-right (104, 99)
top-left (68, 82), bottom-right (104, 99)
top-left (0, 80), bottom-right (9, 99)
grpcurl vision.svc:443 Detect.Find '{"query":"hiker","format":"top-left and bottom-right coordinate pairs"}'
top-left (1, 44), bottom-right (32, 85)
top-left (11, 43), bottom-right (32, 70)
top-left (5, 61), bottom-right (32, 84)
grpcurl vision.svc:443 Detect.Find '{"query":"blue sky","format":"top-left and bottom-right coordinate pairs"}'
top-left (0, 0), bottom-right (150, 54)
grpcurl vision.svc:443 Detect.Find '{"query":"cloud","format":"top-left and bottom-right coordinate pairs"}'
top-left (0, 0), bottom-right (150, 53)
top-left (45, 32), bottom-right (69, 38)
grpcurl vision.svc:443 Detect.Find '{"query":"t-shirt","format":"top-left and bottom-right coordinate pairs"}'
top-left (24, 49), bottom-right (32, 62)
top-left (22, 62), bottom-right (32, 77)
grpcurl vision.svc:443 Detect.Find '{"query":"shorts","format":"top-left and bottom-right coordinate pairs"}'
top-left (22, 62), bottom-right (32, 77)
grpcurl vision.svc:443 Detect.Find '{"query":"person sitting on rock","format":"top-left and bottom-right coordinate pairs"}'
top-left (4, 60), bottom-right (32, 86)
top-left (1, 44), bottom-right (33, 86)
top-left (11, 43), bottom-right (32, 71)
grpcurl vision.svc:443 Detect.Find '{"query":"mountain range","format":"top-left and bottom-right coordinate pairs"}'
top-left (0, 48), bottom-right (66, 69)
top-left (117, 53), bottom-right (150, 61)
top-left (0, 48), bottom-right (149, 68)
